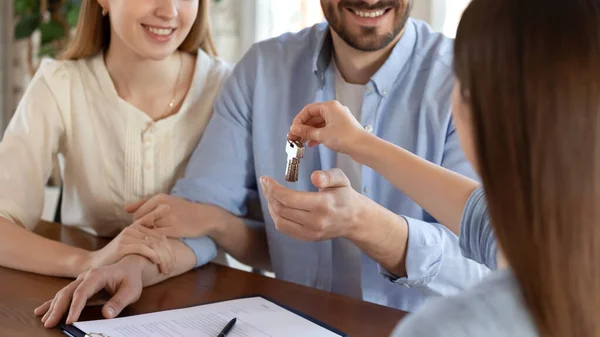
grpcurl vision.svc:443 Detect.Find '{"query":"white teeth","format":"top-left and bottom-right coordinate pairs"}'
top-left (146, 26), bottom-right (173, 36)
top-left (353, 9), bottom-right (386, 18)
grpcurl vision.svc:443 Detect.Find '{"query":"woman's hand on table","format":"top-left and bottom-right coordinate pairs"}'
top-left (35, 255), bottom-right (146, 328)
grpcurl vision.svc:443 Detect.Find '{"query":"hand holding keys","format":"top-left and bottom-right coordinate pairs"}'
top-left (285, 140), bottom-right (304, 182)
top-left (288, 101), bottom-right (365, 156)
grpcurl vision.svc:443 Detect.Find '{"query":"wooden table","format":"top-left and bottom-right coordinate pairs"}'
top-left (0, 222), bottom-right (406, 336)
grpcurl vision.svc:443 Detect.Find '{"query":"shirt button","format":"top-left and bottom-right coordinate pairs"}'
top-left (366, 85), bottom-right (374, 94)
top-left (363, 186), bottom-right (370, 194)
top-left (364, 125), bottom-right (373, 133)
top-left (382, 89), bottom-right (388, 96)
top-left (144, 137), bottom-right (152, 147)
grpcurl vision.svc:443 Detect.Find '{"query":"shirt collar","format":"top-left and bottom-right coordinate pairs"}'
top-left (312, 23), bottom-right (333, 82)
top-left (312, 19), bottom-right (418, 95)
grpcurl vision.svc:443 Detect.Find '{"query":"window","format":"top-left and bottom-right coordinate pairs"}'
top-left (442, 0), bottom-right (471, 37)
top-left (255, 0), bottom-right (324, 42)
top-left (256, 0), bottom-right (471, 40)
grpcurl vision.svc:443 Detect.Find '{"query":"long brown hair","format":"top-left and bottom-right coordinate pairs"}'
top-left (454, 0), bottom-right (600, 336)
top-left (60, 0), bottom-right (217, 60)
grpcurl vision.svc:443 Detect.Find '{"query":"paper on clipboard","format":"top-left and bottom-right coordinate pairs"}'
top-left (70, 296), bottom-right (345, 337)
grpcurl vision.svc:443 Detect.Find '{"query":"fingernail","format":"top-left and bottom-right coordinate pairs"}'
top-left (260, 177), bottom-right (268, 188)
top-left (106, 307), bottom-right (115, 318)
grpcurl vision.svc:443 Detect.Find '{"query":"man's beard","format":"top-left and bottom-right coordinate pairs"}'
top-left (323, 0), bottom-right (411, 52)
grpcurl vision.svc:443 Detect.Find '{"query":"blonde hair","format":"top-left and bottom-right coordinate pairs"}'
top-left (60, 0), bottom-right (217, 60)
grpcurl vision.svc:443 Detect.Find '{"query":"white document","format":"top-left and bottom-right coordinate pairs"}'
top-left (73, 296), bottom-right (343, 337)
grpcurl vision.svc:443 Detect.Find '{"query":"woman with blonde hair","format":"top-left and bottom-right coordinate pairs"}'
top-left (0, 0), bottom-right (230, 283)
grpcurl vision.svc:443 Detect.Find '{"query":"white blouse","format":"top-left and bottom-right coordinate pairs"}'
top-left (0, 50), bottom-right (231, 236)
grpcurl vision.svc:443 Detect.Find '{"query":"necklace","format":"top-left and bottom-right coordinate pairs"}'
top-left (160, 52), bottom-right (183, 120)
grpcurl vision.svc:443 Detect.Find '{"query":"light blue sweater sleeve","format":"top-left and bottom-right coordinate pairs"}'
top-left (390, 270), bottom-right (538, 337)
top-left (459, 186), bottom-right (497, 270)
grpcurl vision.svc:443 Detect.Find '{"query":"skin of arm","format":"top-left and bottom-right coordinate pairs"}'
top-left (129, 196), bottom-right (272, 272)
top-left (0, 217), bottom-right (90, 277)
top-left (207, 206), bottom-right (272, 272)
top-left (35, 238), bottom-right (199, 328)
top-left (0, 215), bottom-right (177, 277)
top-left (349, 132), bottom-right (479, 235)
top-left (346, 192), bottom-right (411, 277)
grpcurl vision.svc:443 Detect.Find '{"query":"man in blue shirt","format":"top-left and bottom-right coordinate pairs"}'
top-left (38, 0), bottom-right (490, 322)
top-left (164, 0), bottom-right (488, 310)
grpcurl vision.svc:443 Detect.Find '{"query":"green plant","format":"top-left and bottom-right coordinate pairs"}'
top-left (14, 0), bottom-right (81, 58)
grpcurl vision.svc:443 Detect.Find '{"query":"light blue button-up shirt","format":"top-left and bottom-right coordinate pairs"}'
top-left (173, 19), bottom-right (490, 312)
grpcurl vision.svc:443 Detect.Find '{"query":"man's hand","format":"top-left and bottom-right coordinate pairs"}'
top-left (262, 169), bottom-right (408, 277)
top-left (86, 222), bottom-right (174, 274)
top-left (125, 194), bottom-right (219, 238)
top-left (34, 255), bottom-right (146, 328)
top-left (260, 169), bottom-right (370, 242)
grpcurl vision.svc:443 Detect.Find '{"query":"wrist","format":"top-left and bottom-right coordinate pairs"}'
top-left (349, 131), bottom-right (380, 164)
top-left (204, 204), bottom-right (228, 240)
top-left (70, 249), bottom-right (93, 277)
top-left (345, 194), bottom-right (377, 244)
top-left (119, 254), bottom-right (152, 285)
top-left (181, 200), bottom-right (223, 238)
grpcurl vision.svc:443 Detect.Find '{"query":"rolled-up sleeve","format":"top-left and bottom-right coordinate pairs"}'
top-left (381, 216), bottom-right (489, 295)
top-left (380, 117), bottom-right (491, 295)
top-left (170, 46), bottom-right (263, 268)
top-left (459, 186), bottom-right (497, 270)
top-left (179, 236), bottom-right (218, 268)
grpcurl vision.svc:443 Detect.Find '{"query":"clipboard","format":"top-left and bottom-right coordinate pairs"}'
top-left (60, 329), bottom-right (107, 337)
top-left (60, 295), bottom-right (348, 337)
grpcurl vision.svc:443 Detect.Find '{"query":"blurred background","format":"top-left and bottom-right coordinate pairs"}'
top-left (0, 0), bottom-right (470, 224)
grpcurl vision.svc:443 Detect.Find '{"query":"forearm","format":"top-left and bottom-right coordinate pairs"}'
top-left (140, 238), bottom-right (197, 287)
top-left (180, 202), bottom-right (271, 271)
top-left (347, 198), bottom-right (409, 278)
top-left (208, 207), bottom-right (271, 271)
top-left (350, 133), bottom-right (479, 234)
top-left (0, 217), bottom-right (89, 277)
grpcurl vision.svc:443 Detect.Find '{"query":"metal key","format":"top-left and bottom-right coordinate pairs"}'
top-left (285, 140), bottom-right (305, 182)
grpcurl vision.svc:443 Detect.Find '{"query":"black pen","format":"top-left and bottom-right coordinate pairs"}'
top-left (217, 317), bottom-right (237, 337)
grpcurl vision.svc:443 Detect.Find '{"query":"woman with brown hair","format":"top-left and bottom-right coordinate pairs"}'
top-left (0, 0), bottom-right (230, 282)
top-left (288, 0), bottom-right (599, 335)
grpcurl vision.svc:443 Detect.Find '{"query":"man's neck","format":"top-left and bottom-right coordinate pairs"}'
top-left (104, 38), bottom-right (181, 98)
top-left (331, 29), bottom-right (404, 85)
